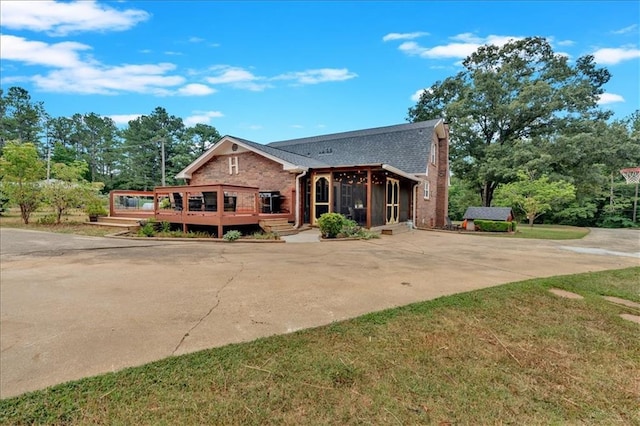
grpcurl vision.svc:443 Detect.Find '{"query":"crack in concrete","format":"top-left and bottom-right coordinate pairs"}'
top-left (171, 254), bottom-right (244, 355)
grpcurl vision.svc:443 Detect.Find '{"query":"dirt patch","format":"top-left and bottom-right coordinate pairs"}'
top-left (549, 288), bottom-right (584, 299)
top-left (603, 296), bottom-right (640, 309)
top-left (620, 314), bottom-right (640, 324)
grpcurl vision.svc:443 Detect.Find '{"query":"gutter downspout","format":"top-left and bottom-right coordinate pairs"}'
top-left (294, 170), bottom-right (307, 228)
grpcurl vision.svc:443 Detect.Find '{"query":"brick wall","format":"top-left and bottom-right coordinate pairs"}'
top-left (414, 130), bottom-right (449, 228)
top-left (190, 152), bottom-right (296, 204)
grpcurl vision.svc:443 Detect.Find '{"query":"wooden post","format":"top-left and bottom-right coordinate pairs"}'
top-left (366, 168), bottom-right (372, 229)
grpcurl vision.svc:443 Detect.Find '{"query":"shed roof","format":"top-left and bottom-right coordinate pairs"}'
top-left (463, 207), bottom-right (514, 221)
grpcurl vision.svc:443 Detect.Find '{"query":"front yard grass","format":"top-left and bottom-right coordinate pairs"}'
top-left (470, 224), bottom-right (591, 240)
top-left (1, 267), bottom-right (638, 425)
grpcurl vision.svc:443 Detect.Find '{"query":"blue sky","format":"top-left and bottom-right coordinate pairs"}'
top-left (1, 1), bottom-right (639, 143)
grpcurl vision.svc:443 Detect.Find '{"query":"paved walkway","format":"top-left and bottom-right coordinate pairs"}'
top-left (1, 227), bottom-right (638, 398)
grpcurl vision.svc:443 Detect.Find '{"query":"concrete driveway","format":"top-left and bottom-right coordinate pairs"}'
top-left (1, 227), bottom-right (638, 398)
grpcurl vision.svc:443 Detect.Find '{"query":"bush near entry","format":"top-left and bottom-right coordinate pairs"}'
top-left (474, 220), bottom-right (516, 232)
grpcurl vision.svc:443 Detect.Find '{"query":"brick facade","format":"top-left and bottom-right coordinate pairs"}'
top-left (415, 131), bottom-right (449, 228)
top-left (190, 152), bottom-right (297, 207)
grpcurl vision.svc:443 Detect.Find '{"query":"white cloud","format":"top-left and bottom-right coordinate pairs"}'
top-left (2, 35), bottom-right (190, 95)
top-left (410, 88), bottom-right (428, 102)
top-left (32, 63), bottom-right (184, 95)
top-left (189, 37), bottom-right (204, 43)
top-left (1, 35), bottom-right (88, 68)
top-left (290, 124), bottom-right (303, 129)
top-left (164, 51), bottom-right (182, 56)
top-left (248, 125), bottom-right (262, 130)
top-left (382, 32), bottom-right (429, 42)
top-left (184, 111), bottom-right (224, 126)
top-left (108, 114), bottom-right (142, 125)
top-left (177, 84), bottom-right (216, 96)
top-left (397, 33), bottom-right (520, 60)
top-left (556, 39), bottom-right (575, 47)
top-left (205, 65), bottom-right (271, 91)
top-left (612, 24), bottom-right (638, 34)
top-left (598, 93), bottom-right (625, 105)
top-left (274, 68), bottom-right (358, 85)
top-left (592, 47), bottom-right (640, 65)
top-left (0, 0), bottom-right (150, 36)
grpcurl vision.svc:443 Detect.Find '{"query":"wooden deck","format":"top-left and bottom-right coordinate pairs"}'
top-left (110, 184), bottom-right (295, 237)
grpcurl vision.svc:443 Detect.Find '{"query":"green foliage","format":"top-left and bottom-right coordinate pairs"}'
top-left (317, 213), bottom-right (349, 238)
top-left (0, 141), bottom-right (45, 224)
top-left (83, 196), bottom-right (108, 217)
top-left (0, 87), bottom-right (46, 151)
top-left (160, 221), bottom-right (171, 233)
top-left (0, 189), bottom-right (9, 214)
top-left (494, 173), bottom-right (576, 227)
top-left (598, 214), bottom-right (636, 228)
top-left (223, 230), bottom-right (242, 241)
top-left (37, 214), bottom-right (58, 225)
top-left (251, 231), bottom-right (280, 240)
top-left (474, 220), bottom-right (515, 232)
top-left (408, 37), bottom-right (610, 207)
top-left (42, 161), bottom-right (99, 224)
top-left (138, 219), bottom-right (158, 237)
top-left (448, 177), bottom-right (482, 220)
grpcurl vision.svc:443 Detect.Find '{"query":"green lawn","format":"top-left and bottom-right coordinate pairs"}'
top-left (468, 224), bottom-right (591, 240)
top-left (2, 267), bottom-right (639, 425)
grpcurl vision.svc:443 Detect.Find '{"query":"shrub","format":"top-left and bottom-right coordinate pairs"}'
top-left (160, 221), bottom-right (171, 233)
top-left (511, 221), bottom-right (517, 232)
top-left (37, 214), bottom-right (58, 225)
top-left (223, 230), bottom-right (242, 241)
top-left (138, 218), bottom-right (157, 237)
top-left (474, 219), bottom-right (513, 232)
top-left (599, 215), bottom-right (636, 228)
top-left (317, 213), bottom-right (349, 238)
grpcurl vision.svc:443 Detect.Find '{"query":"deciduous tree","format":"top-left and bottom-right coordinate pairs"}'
top-left (409, 37), bottom-right (610, 207)
top-left (0, 141), bottom-right (45, 224)
top-left (494, 172), bottom-right (576, 227)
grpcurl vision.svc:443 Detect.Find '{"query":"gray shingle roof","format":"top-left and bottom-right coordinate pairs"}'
top-left (231, 137), bottom-right (328, 169)
top-left (463, 207), bottom-right (514, 221)
top-left (265, 119), bottom-right (442, 174)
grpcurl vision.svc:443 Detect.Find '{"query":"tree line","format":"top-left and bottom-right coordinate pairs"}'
top-left (409, 37), bottom-right (639, 227)
top-left (0, 87), bottom-right (221, 192)
top-left (1, 37), bottom-right (639, 227)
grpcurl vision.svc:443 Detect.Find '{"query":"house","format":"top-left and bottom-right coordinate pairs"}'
top-left (462, 207), bottom-right (514, 231)
top-left (174, 119), bottom-right (450, 231)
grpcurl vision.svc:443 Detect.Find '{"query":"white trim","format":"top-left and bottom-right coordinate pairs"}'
top-left (381, 164), bottom-right (422, 182)
top-left (228, 156), bottom-right (239, 174)
top-left (423, 181), bottom-right (430, 199)
top-left (431, 142), bottom-right (437, 164)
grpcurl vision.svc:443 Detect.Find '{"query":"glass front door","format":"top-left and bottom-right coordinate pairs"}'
top-left (386, 178), bottom-right (399, 224)
top-left (312, 174), bottom-right (330, 224)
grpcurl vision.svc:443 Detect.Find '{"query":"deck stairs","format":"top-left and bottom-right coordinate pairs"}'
top-left (258, 218), bottom-right (298, 236)
top-left (84, 216), bottom-right (142, 231)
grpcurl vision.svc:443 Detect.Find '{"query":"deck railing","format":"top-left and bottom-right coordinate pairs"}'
top-left (109, 190), bottom-right (155, 218)
top-left (110, 184), bottom-right (294, 235)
